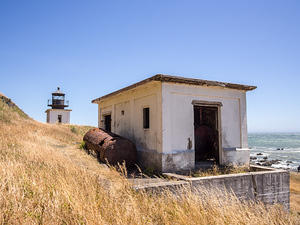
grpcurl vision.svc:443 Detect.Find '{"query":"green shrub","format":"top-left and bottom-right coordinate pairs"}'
top-left (79, 141), bottom-right (86, 150)
top-left (70, 126), bottom-right (77, 134)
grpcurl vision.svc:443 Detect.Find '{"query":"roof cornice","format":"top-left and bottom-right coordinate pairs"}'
top-left (92, 74), bottom-right (257, 103)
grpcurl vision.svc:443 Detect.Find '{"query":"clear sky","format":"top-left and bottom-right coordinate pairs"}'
top-left (0, 0), bottom-right (299, 132)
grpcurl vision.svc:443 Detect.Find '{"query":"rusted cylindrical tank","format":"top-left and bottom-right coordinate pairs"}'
top-left (83, 128), bottom-right (137, 167)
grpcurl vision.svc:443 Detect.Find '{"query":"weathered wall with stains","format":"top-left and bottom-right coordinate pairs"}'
top-left (162, 82), bottom-right (249, 171)
top-left (96, 80), bottom-right (251, 172)
top-left (97, 81), bottom-right (163, 170)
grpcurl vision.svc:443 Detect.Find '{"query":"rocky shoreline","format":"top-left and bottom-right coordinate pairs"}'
top-left (250, 152), bottom-right (297, 171)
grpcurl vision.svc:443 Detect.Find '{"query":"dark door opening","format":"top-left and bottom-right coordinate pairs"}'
top-left (58, 115), bottom-right (62, 123)
top-left (194, 106), bottom-right (219, 163)
top-left (104, 114), bottom-right (111, 132)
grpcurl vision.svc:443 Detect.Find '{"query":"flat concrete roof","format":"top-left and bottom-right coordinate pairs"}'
top-left (92, 74), bottom-right (257, 103)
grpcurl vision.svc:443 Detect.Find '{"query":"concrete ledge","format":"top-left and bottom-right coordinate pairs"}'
top-left (250, 164), bottom-right (277, 171)
top-left (133, 180), bottom-right (189, 193)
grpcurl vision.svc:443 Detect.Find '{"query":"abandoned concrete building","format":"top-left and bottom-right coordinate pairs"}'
top-left (92, 74), bottom-right (256, 172)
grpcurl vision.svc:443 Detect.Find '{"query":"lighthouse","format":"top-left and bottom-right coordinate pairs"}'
top-left (45, 87), bottom-right (71, 124)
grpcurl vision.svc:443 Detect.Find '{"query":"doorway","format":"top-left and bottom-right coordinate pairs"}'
top-left (58, 115), bottom-right (62, 123)
top-left (104, 114), bottom-right (111, 132)
top-left (194, 105), bottom-right (219, 163)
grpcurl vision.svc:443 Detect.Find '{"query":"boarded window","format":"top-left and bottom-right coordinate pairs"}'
top-left (143, 107), bottom-right (150, 129)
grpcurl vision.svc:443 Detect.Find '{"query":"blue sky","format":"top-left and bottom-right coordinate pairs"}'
top-left (0, 0), bottom-right (299, 132)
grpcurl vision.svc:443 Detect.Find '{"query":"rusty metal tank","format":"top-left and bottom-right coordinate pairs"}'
top-left (83, 128), bottom-right (137, 167)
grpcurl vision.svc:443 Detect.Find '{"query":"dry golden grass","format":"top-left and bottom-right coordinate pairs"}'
top-left (290, 172), bottom-right (300, 214)
top-left (190, 164), bottom-right (250, 177)
top-left (0, 95), bottom-right (299, 224)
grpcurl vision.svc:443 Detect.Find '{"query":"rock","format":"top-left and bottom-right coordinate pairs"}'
top-left (257, 159), bottom-right (281, 167)
top-left (286, 161), bottom-right (293, 163)
top-left (271, 159), bottom-right (281, 164)
top-left (257, 153), bottom-right (263, 156)
top-left (263, 161), bottom-right (273, 166)
top-left (250, 156), bottom-right (257, 160)
top-left (83, 128), bottom-right (137, 167)
top-left (263, 156), bottom-right (268, 160)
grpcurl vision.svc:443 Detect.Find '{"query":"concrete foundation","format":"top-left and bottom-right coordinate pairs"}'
top-left (133, 166), bottom-right (290, 209)
top-left (223, 148), bottom-right (250, 166)
top-left (162, 150), bottom-right (195, 172)
top-left (137, 150), bottom-right (162, 172)
top-left (137, 150), bottom-right (195, 172)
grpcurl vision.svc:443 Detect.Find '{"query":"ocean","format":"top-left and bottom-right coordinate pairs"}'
top-left (248, 133), bottom-right (300, 171)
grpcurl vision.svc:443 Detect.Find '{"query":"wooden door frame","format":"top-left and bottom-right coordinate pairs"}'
top-left (192, 100), bottom-right (223, 165)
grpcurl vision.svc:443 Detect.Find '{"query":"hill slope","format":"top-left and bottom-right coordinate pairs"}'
top-left (0, 93), bottom-right (29, 122)
top-left (0, 94), bottom-right (299, 224)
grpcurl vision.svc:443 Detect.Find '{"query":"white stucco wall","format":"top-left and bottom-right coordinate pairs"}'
top-left (161, 82), bottom-right (249, 165)
top-left (46, 109), bottom-right (71, 124)
top-left (96, 81), bottom-right (162, 154)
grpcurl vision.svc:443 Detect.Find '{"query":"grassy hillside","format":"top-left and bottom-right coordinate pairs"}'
top-left (0, 94), bottom-right (299, 224)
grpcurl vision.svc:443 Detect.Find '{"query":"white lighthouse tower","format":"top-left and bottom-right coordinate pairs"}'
top-left (45, 87), bottom-right (71, 124)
